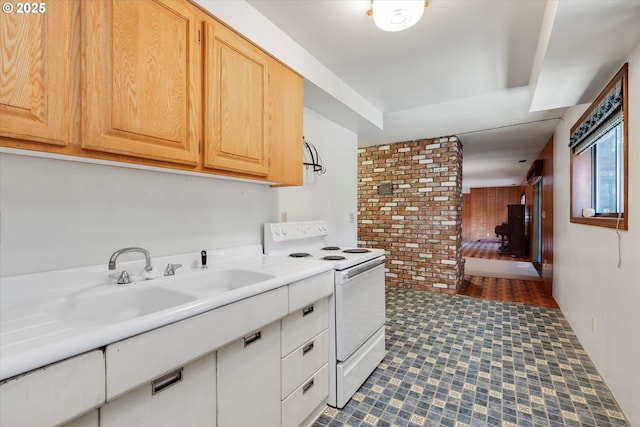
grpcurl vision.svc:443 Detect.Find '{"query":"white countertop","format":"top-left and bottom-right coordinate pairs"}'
top-left (0, 245), bottom-right (333, 381)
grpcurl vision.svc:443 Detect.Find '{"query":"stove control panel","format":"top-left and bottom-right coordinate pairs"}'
top-left (264, 221), bottom-right (328, 242)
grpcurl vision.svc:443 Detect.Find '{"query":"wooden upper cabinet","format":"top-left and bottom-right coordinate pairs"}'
top-left (203, 20), bottom-right (269, 177)
top-left (0, 0), bottom-right (73, 147)
top-left (2, 0), bottom-right (303, 185)
top-left (266, 58), bottom-right (303, 186)
top-left (82, 0), bottom-right (200, 165)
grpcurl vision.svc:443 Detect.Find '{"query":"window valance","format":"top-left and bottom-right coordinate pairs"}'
top-left (569, 79), bottom-right (623, 154)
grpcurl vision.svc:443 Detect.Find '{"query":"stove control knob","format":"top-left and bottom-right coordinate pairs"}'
top-left (275, 229), bottom-right (280, 236)
top-left (282, 228), bottom-right (287, 235)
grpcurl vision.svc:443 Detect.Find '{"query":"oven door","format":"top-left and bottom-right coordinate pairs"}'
top-left (334, 257), bottom-right (385, 362)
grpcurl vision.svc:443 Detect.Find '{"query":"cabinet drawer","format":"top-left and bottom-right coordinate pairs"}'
top-left (106, 286), bottom-right (287, 400)
top-left (100, 352), bottom-right (216, 427)
top-left (281, 364), bottom-right (329, 427)
top-left (281, 297), bottom-right (328, 356)
top-left (0, 350), bottom-right (105, 427)
top-left (288, 271), bottom-right (333, 313)
top-left (282, 329), bottom-right (328, 399)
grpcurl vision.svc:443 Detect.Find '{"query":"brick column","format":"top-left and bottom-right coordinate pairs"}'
top-left (358, 136), bottom-right (463, 293)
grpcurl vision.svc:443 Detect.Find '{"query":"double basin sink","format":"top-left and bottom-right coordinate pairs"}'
top-left (44, 269), bottom-right (275, 327)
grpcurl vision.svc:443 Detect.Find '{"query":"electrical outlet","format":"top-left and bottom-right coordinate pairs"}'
top-left (591, 317), bottom-right (596, 332)
top-left (349, 213), bottom-right (355, 223)
top-left (280, 211), bottom-right (287, 222)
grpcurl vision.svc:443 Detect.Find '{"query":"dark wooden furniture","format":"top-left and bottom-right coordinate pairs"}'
top-left (496, 204), bottom-right (528, 257)
top-left (494, 222), bottom-right (509, 250)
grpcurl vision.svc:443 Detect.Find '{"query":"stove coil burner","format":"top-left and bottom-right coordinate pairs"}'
top-left (343, 248), bottom-right (371, 254)
top-left (289, 253), bottom-right (311, 258)
top-left (321, 246), bottom-right (341, 251)
top-left (323, 255), bottom-right (346, 261)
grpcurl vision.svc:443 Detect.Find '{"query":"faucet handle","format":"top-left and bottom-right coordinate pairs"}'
top-left (164, 263), bottom-right (183, 276)
top-left (201, 250), bottom-right (207, 269)
top-left (109, 270), bottom-right (131, 284)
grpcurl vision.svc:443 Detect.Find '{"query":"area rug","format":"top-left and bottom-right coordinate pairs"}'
top-left (478, 237), bottom-right (501, 243)
top-left (463, 257), bottom-right (541, 281)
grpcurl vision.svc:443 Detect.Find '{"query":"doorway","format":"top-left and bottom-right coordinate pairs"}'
top-left (532, 179), bottom-right (542, 270)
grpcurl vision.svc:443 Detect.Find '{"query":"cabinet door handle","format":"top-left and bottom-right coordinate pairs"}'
top-left (302, 378), bottom-right (314, 394)
top-left (302, 304), bottom-right (314, 316)
top-left (152, 368), bottom-right (183, 395)
top-left (302, 341), bottom-right (315, 355)
top-left (244, 331), bottom-right (262, 347)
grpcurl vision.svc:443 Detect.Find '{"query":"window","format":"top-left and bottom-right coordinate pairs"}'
top-left (593, 122), bottom-right (623, 214)
top-left (570, 64), bottom-right (628, 230)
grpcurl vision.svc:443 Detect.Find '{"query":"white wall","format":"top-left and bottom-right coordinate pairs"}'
top-left (0, 153), bottom-right (278, 276)
top-left (553, 43), bottom-right (640, 426)
top-left (0, 107), bottom-right (357, 277)
top-left (276, 107), bottom-right (359, 246)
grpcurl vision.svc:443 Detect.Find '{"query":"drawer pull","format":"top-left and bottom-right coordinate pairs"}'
top-left (302, 378), bottom-right (314, 394)
top-left (152, 368), bottom-right (183, 395)
top-left (244, 331), bottom-right (262, 347)
top-left (302, 304), bottom-right (314, 317)
top-left (302, 341), bottom-right (315, 355)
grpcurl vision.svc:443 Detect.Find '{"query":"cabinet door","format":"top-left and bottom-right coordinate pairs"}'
top-left (0, 350), bottom-right (104, 427)
top-left (60, 410), bottom-right (99, 427)
top-left (266, 57), bottom-right (303, 186)
top-left (217, 321), bottom-right (281, 427)
top-left (101, 352), bottom-right (216, 427)
top-left (82, 0), bottom-right (200, 165)
top-left (0, 0), bottom-right (73, 147)
top-left (203, 20), bottom-right (269, 177)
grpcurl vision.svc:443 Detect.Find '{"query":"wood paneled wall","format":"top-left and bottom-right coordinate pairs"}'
top-left (530, 137), bottom-right (554, 292)
top-left (462, 186), bottom-right (525, 241)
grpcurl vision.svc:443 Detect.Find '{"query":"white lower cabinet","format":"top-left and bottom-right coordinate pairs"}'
top-left (281, 297), bottom-right (329, 357)
top-left (281, 329), bottom-right (328, 399)
top-left (0, 350), bottom-right (105, 427)
top-left (100, 352), bottom-right (217, 427)
top-left (217, 320), bottom-right (282, 427)
top-left (61, 410), bottom-right (99, 427)
top-left (282, 364), bottom-right (329, 427)
top-left (1, 271), bottom-right (334, 427)
top-left (281, 296), bottom-right (330, 427)
top-left (104, 287), bottom-right (287, 401)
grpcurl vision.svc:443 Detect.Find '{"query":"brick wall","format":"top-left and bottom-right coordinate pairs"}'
top-left (357, 136), bottom-right (463, 292)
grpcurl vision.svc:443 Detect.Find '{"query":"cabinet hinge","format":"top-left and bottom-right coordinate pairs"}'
top-left (198, 140), bottom-right (201, 153)
top-left (198, 30), bottom-right (201, 45)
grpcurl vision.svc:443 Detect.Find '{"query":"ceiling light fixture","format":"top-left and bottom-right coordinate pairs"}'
top-left (368, 0), bottom-right (428, 32)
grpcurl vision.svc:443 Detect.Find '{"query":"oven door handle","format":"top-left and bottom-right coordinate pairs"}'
top-left (345, 257), bottom-right (385, 280)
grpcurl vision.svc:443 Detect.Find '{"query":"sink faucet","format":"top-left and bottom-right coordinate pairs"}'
top-left (108, 247), bottom-right (153, 272)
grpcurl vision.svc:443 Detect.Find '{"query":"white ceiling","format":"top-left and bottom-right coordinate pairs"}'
top-left (243, 0), bottom-right (640, 192)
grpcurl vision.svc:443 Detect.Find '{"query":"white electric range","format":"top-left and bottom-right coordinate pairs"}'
top-left (263, 220), bottom-right (386, 408)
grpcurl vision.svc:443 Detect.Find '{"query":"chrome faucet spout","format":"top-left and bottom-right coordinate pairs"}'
top-left (108, 247), bottom-right (153, 272)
